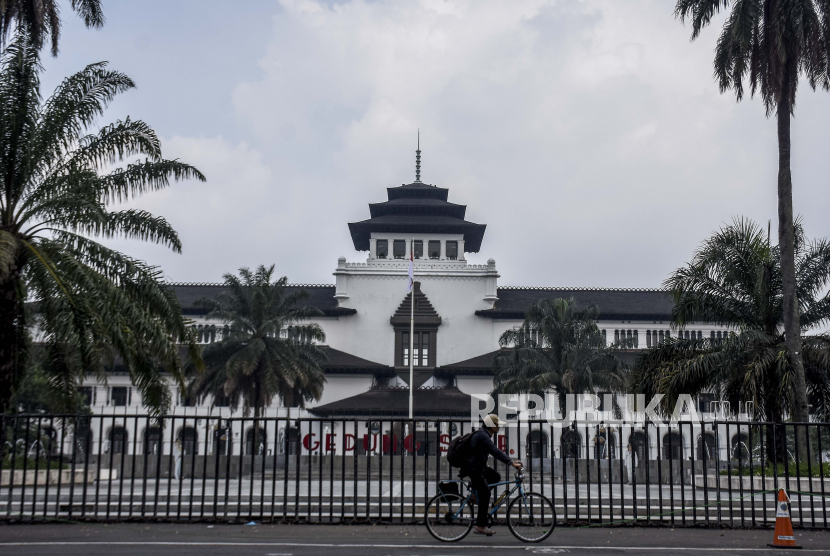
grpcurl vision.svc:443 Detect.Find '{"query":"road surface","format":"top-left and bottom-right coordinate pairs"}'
top-left (1, 523), bottom-right (830, 555)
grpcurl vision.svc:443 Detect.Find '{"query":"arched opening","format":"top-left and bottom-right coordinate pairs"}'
top-left (178, 427), bottom-right (198, 455)
top-left (594, 431), bottom-right (617, 459)
top-left (283, 427), bottom-right (299, 456)
top-left (561, 430), bottom-right (582, 459)
top-left (697, 432), bottom-right (717, 460)
top-left (731, 433), bottom-right (749, 463)
top-left (39, 426), bottom-right (58, 456)
top-left (629, 431), bottom-right (649, 464)
top-left (662, 432), bottom-right (684, 460)
top-left (144, 427), bottom-right (163, 455)
top-left (526, 430), bottom-right (549, 459)
top-left (109, 427), bottom-right (128, 454)
top-left (211, 427), bottom-right (230, 456)
top-left (245, 427), bottom-right (267, 455)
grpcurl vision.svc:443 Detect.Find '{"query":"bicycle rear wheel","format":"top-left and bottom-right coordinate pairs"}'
top-left (424, 492), bottom-right (474, 542)
top-left (506, 491), bottom-right (556, 543)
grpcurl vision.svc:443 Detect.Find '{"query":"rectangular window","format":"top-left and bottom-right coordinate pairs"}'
top-left (215, 394), bottom-right (231, 407)
top-left (446, 241), bottom-right (458, 260)
top-left (376, 239), bottom-right (389, 258)
top-left (78, 387), bottom-right (93, 407)
top-left (428, 241), bottom-right (441, 259)
top-left (421, 332), bottom-right (429, 366)
top-left (393, 240), bottom-right (406, 259)
top-left (413, 240), bottom-right (423, 259)
top-left (402, 332), bottom-right (409, 366)
top-left (111, 387), bottom-right (128, 406)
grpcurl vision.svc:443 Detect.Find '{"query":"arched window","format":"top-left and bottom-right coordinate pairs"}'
top-left (646, 330), bottom-right (652, 348)
top-left (144, 427), bottom-right (163, 455)
top-left (245, 427), bottom-right (267, 455)
top-left (283, 427), bottom-right (299, 456)
top-left (212, 427), bottom-right (230, 456)
top-left (73, 418), bottom-right (93, 460)
top-left (697, 432), bottom-right (716, 460)
top-left (526, 430), bottom-right (549, 459)
top-left (109, 427), bottom-right (128, 454)
top-left (178, 427), bottom-right (198, 455)
top-left (561, 430), bottom-right (582, 459)
top-left (662, 432), bottom-right (684, 460)
top-left (594, 431), bottom-right (617, 459)
top-left (629, 431), bottom-right (649, 463)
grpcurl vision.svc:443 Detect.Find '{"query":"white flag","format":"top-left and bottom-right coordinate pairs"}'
top-left (407, 247), bottom-right (414, 292)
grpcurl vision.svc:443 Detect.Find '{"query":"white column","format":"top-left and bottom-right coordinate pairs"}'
top-left (405, 238), bottom-right (412, 260)
top-left (440, 240), bottom-right (446, 260)
top-left (457, 239), bottom-right (465, 261)
top-left (369, 238), bottom-right (377, 260)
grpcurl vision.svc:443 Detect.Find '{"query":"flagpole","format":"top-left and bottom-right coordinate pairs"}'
top-left (409, 237), bottom-right (415, 420)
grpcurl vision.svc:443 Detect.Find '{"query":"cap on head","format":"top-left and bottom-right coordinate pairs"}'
top-left (483, 414), bottom-right (502, 429)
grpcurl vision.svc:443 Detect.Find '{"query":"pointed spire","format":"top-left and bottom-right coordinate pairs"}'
top-left (415, 130), bottom-right (422, 183)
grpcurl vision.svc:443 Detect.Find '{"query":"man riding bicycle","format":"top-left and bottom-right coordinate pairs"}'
top-left (460, 414), bottom-right (523, 536)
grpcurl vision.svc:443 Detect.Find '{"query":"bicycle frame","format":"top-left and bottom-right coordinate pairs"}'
top-left (444, 476), bottom-right (525, 520)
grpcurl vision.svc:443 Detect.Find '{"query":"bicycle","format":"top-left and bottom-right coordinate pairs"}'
top-left (424, 470), bottom-right (555, 543)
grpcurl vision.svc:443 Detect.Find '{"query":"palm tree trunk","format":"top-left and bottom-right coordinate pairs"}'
top-left (0, 273), bottom-right (22, 413)
top-left (777, 64), bottom-right (809, 459)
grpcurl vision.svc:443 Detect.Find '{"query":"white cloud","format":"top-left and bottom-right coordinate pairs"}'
top-left (100, 0), bottom-right (830, 287)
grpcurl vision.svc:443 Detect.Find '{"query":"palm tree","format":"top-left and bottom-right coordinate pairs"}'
top-left (0, 31), bottom-right (205, 414)
top-left (187, 266), bottom-right (328, 422)
top-left (1, 0), bottom-right (104, 56)
top-left (492, 297), bottom-right (626, 406)
top-left (674, 0), bottom-right (830, 431)
top-left (629, 218), bottom-right (830, 461)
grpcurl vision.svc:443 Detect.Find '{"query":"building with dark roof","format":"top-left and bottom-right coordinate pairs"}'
top-left (82, 147), bottom-right (728, 421)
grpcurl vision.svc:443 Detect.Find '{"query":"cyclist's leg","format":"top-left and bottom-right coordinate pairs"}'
top-left (467, 469), bottom-right (490, 527)
top-left (483, 466), bottom-right (501, 505)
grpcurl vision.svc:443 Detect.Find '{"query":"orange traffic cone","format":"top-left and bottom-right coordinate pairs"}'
top-left (768, 488), bottom-right (801, 549)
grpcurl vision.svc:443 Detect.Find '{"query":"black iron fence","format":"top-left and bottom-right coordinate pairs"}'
top-left (2, 414), bottom-right (830, 527)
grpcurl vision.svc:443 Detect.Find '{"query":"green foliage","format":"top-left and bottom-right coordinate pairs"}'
top-left (630, 219), bottom-right (830, 421)
top-left (187, 265), bottom-right (328, 417)
top-left (492, 297), bottom-right (626, 398)
top-left (2, 456), bottom-right (65, 470)
top-left (9, 358), bottom-right (80, 414)
top-left (674, 0), bottom-right (830, 114)
top-left (0, 0), bottom-right (104, 56)
top-left (0, 30), bottom-right (205, 415)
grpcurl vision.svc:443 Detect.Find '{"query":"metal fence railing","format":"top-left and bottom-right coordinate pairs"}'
top-left (2, 414), bottom-right (829, 527)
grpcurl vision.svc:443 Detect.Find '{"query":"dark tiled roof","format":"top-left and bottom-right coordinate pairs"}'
top-left (475, 287), bottom-right (674, 321)
top-left (322, 347), bottom-right (394, 376)
top-left (438, 351), bottom-right (500, 375)
top-left (167, 284), bottom-right (356, 317)
top-left (387, 182), bottom-right (449, 201)
top-left (349, 181), bottom-right (486, 252)
top-left (309, 386), bottom-right (474, 417)
top-left (369, 197), bottom-right (467, 219)
top-left (390, 281), bottom-right (442, 327)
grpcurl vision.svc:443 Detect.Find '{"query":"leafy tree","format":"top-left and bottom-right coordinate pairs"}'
top-left (674, 0), bottom-right (830, 433)
top-left (492, 297), bottom-right (626, 407)
top-left (630, 218), bottom-right (830, 461)
top-left (0, 31), bottom-right (205, 414)
top-left (187, 266), bottom-right (328, 420)
top-left (1, 0), bottom-right (104, 56)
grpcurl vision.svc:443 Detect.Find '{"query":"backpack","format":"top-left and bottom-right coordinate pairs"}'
top-left (446, 432), bottom-right (474, 468)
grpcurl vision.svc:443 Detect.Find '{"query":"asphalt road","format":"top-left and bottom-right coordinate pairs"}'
top-left (2, 523), bottom-right (830, 555)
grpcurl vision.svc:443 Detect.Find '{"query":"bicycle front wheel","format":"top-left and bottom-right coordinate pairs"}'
top-left (506, 491), bottom-right (556, 543)
top-left (424, 492), bottom-right (474, 542)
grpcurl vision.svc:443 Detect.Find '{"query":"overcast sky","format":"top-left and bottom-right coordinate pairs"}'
top-left (39, 0), bottom-right (830, 288)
